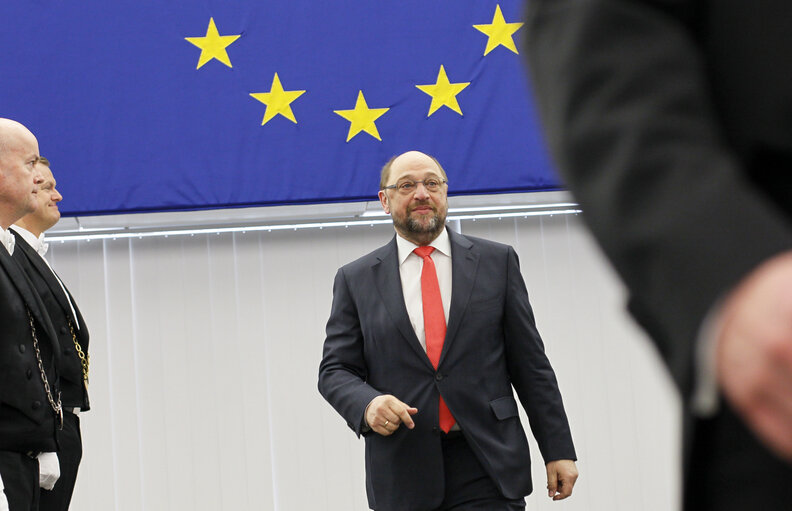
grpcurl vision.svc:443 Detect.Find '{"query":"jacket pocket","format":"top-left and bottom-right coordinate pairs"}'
top-left (489, 395), bottom-right (518, 420)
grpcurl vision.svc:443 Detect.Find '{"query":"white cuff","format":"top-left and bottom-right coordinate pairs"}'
top-left (37, 452), bottom-right (60, 490)
top-left (0, 472), bottom-right (6, 511)
top-left (691, 301), bottom-right (723, 416)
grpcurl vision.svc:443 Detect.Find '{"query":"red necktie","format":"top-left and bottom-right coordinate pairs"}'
top-left (414, 246), bottom-right (455, 433)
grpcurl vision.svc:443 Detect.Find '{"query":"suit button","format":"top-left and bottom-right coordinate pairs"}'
top-left (63, 348), bottom-right (72, 355)
top-left (434, 373), bottom-right (444, 381)
top-left (18, 344), bottom-right (26, 354)
top-left (432, 426), bottom-right (441, 436)
top-left (26, 369), bottom-right (32, 380)
top-left (32, 401), bottom-right (41, 410)
top-left (60, 326), bottom-right (68, 334)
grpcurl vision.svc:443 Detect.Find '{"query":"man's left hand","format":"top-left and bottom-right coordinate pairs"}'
top-left (546, 459), bottom-right (578, 501)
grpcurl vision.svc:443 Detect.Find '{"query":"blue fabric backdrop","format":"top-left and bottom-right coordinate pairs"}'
top-left (0, 1), bottom-right (559, 216)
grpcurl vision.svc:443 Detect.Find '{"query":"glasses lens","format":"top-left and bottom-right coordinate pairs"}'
top-left (398, 181), bottom-right (415, 194)
top-left (424, 179), bottom-right (440, 191)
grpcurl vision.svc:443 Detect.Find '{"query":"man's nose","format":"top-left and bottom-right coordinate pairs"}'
top-left (413, 182), bottom-right (431, 199)
top-left (52, 189), bottom-right (63, 203)
top-left (32, 167), bottom-right (44, 185)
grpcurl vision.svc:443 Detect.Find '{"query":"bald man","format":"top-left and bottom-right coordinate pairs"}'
top-left (0, 119), bottom-right (63, 510)
top-left (12, 157), bottom-right (90, 511)
top-left (319, 151), bottom-right (578, 511)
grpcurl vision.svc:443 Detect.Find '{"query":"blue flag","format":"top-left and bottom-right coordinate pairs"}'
top-left (0, 1), bottom-right (559, 216)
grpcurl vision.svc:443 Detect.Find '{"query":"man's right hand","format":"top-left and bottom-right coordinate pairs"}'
top-left (365, 395), bottom-right (418, 436)
top-left (717, 252), bottom-right (792, 460)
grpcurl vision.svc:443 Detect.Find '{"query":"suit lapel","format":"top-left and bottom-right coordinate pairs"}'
top-left (441, 229), bottom-right (478, 364)
top-left (0, 244), bottom-right (44, 319)
top-left (13, 232), bottom-right (77, 323)
top-left (0, 245), bottom-right (60, 356)
top-left (65, 286), bottom-right (89, 339)
top-left (372, 237), bottom-right (435, 370)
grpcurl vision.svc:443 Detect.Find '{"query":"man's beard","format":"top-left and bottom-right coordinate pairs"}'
top-left (393, 203), bottom-right (447, 240)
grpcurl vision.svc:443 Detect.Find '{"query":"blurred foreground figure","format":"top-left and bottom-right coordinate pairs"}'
top-left (525, 1), bottom-right (792, 509)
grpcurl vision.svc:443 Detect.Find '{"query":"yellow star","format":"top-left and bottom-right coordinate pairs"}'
top-left (185, 18), bottom-right (241, 69)
top-left (249, 74), bottom-right (306, 125)
top-left (415, 65), bottom-right (470, 116)
top-left (333, 91), bottom-right (390, 142)
top-left (473, 5), bottom-right (524, 56)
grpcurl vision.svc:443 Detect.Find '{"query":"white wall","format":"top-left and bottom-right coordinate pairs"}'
top-left (47, 209), bottom-right (680, 510)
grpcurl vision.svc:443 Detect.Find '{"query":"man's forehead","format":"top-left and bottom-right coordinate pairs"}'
top-left (40, 166), bottom-right (55, 182)
top-left (390, 152), bottom-right (441, 176)
top-left (0, 121), bottom-right (37, 151)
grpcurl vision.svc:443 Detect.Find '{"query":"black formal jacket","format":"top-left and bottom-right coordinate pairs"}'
top-left (318, 228), bottom-right (576, 511)
top-left (11, 231), bottom-right (90, 411)
top-left (525, 0), bottom-right (792, 402)
top-left (0, 244), bottom-right (61, 452)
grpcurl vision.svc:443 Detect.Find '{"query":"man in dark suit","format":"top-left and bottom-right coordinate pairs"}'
top-left (318, 151), bottom-right (578, 511)
top-left (11, 157), bottom-right (90, 511)
top-left (0, 118), bottom-right (63, 510)
top-left (524, 1), bottom-right (792, 508)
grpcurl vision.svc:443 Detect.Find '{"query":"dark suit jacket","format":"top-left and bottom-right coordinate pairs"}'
top-left (525, 0), bottom-right (792, 507)
top-left (525, 0), bottom-right (792, 404)
top-left (0, 244), bottom-right (61, 453)
top-left (318, 228), bottom-right (576, 511)
top-left (12, 231), bottom-right (90, 411)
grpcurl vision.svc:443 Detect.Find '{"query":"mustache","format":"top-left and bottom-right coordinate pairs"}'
top-left (408, 201), bottom-right (436, 213)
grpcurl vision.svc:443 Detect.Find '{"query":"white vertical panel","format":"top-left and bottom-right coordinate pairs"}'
top-left (153, 235), bottom-right (202, 511)
top-left (234, 232), bottom-right (276, 510)
top-left (47, 212), bottom-right (679, 511)
top-left (104, 238), bottom-right (144, 510)
top-left (175, 234), bottom-right (225, 511)
top-left (205, 232), bottom-right (250, 510)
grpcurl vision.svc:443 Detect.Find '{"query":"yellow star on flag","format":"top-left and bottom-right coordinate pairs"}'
top-left (334, 91), bottom-right (390, 142)
top-left (250, 74), bottom-right (306, 125)
top-left (185, 18), bottom-right (241, 69)
top-left (416, 65), bottom-right (470, 116)
top-left (473, 5), bottom-right (524, 56)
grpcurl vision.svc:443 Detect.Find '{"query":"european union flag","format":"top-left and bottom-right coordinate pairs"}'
top-left (0, 1), bottom-right (559, 216)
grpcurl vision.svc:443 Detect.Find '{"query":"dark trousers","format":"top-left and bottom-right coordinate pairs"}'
top-left (0, 451), bottom-right (39, 511)
top-left (40, 412), bottom-right (81, 511)
top-left (685, 400), bottom-right (792, 510)
top-left (434, 432), bottom-right (525, 511)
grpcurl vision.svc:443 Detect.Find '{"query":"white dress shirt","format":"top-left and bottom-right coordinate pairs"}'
top-left (395, 228), bottom-right (452, 351)
top-left (363, 228), bottom-right (456, 431)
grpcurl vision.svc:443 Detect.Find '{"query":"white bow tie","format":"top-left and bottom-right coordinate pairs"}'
top-left (0, 229), bottom-right (15, 256)
top-left (34, 239), bottom-right (49, 257)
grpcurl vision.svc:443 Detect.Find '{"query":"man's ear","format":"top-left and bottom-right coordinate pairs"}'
top-left (378, 190), bottom-right (390, 214)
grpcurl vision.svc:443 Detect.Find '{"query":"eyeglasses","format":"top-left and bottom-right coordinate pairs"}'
top-left (382, 178), bottom-right (447, 195)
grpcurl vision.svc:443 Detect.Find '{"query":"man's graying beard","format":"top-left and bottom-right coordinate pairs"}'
top-left (393, 203), bottom-right (447, 238)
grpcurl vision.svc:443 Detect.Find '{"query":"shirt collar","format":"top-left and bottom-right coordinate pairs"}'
top-left (395, 226), bottom-right (451, 266)
top-left (10, 225), bottom-right (48, 257)
top-left (0, 226), bottom-right (15, 256)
